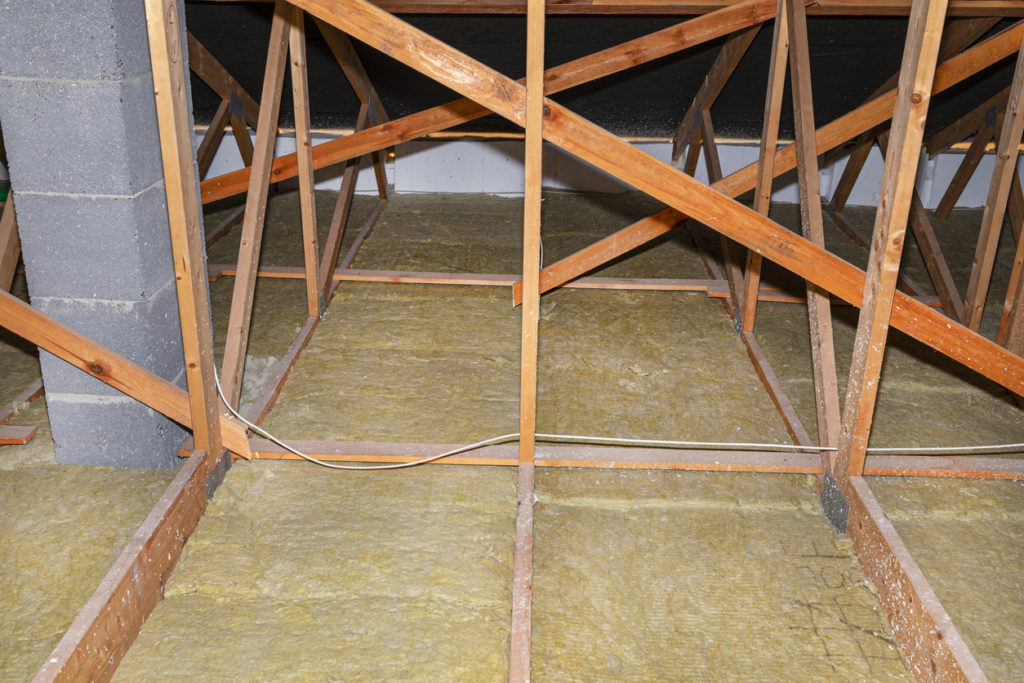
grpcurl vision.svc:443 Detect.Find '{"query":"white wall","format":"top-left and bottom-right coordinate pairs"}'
top-left (196, 132), bottom-right (1016, 209)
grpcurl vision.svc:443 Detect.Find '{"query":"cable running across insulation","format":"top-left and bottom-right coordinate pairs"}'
top-left (214, 371), bottom-right (1024, 470)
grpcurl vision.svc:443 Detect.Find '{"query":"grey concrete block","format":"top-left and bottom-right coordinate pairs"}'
top-left (0, 0), bottom-right (152, 81)
top-left (46, 396), bottom-right (185, 469)
top-left (33, 282), bottom-right (187, 398)
top-left (16, 184), bottom-right (175, 301)
top-left (0, 74), bottom-right (163, 196)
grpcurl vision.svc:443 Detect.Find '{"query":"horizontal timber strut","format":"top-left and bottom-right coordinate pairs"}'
top-left (226, 439), bottom-right (1024, 479)
top-left (293, 0), bottom-right (1024, 398)
top-left (202, 264), bottom-right (945, 307)
top-left (199, 0), bottom-right (1024, 16)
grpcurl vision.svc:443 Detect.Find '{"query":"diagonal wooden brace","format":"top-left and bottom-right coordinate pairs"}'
top-left (294, 0), bottom-right (1024, 399)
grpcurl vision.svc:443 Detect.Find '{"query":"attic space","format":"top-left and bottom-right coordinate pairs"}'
top-left (1, 0), bottom-right (1023, 680)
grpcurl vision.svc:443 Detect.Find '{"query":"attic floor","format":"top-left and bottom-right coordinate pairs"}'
top-left (1, 190), bottom-right (1022, 679)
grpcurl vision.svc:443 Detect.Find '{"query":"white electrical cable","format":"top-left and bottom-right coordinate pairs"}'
top-left (215, 368), bottom-right (1024, 469)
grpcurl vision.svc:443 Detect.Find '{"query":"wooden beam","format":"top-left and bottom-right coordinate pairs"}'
top-left (147, 0), bottom-right (231, 460)
top-left (200, 0), bottom-right (780, 205)
top-left (786, 0), bottom-right (842, 453)
top-left (204, 204), bottom-right (246, 249)
top-left (315, 20), bottom-right (391, 199)
top-left (199, 0), bottom-right (1024, 15)
top-left (220, 0), bottom-right (290, 407)
top-left (34, 450), bottom-right (215, 682)
top-left (517, 21), bottom-right (1024, 304)
top-left (834, 0), bottom-right (949, 481)
top-left (699, 111), bottom-right (748, 320)
top-left (844, 478), bottom-right (985, 681)
top-left (0, 290), bottom-right (249, 457)
top-left (935, 123), bottom-right (996, 219)
top-left (0, 425), bottom-right (35, 444)
top-left (907, 191), bottom-right (965, 321)
top-left (517, 0), bottom-right (544, 467)
top-left (671, 23), bottom-right (762, 162)
top-left (741, 0), bottom-right (789, 332)
top-left (963, 41), bottom-right (1024, 331)
top-left (186, 31), bottom-right (260, 127)
top-left (509, 461), bottom-right (535, 683)
top-left (289, 5), bottom-right (324, 317)
top-left (318, 105), bottom-right (371, 297)
top-left (0, 192), bottom-right (21, 292)
top-left (195, 98), bottom-right (231, 179)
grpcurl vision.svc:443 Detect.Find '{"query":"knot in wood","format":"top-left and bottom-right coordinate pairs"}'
top-left (89, 362), bottom-right (105, 375)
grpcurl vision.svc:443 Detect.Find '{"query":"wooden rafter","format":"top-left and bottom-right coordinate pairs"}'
top-left (289, 5), bottom-right (325, 317)
top-left (671, 23), bottom-right (763, 162)
top-left (741, 0), bottom-right (788, 333)
top-left (962, 45), bottom-right (1024, 332)
top-left (204, 0), bottom-right (1024, 16)
top-left (786, 0), bottom-right (842, 451)
top-left (219, 0), bottom-right (291, 407)
top-left (833, 0), bottom-right (947, 482)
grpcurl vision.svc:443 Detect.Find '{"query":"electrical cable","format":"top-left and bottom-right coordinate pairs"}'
top-left (214, 369), bottom-right (1024, 470)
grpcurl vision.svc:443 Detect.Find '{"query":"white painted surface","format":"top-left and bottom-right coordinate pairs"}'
top-left (196, 131), bottom-right (1016, 209)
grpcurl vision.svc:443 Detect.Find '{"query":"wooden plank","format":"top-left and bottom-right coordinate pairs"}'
top-left (864, 455), bottom-right (1024, 479)
top-left (315, 20), bottom-right (391, 199)
top-left (671, 23), bottom-right (762, 162)
top-left (206, 0), bottom-right (1024, 15)
top-left (741, 0), bottom-right (788, 332)
top-left (742, 331), bottom-right (814, 447)
top-left (0, 377), bottom-right (44, 426)
top-left (220, 0), bottom-right (291, 407)
top-left (146, 0), bottom-right (230, 460)
top-left (318, 105), bottom-right (371, 296)
top-left (828, 17), bottom-right (998, 213)
top-left (963, 40), bottom-right (1024, 332)
top-left (0, 192), bottom-right (21, 292)
top-left (999, 193), bottom-right (1024, 347)
top-left (186, 31), bottom-right (260, 127)
top-left (935, 123), bottom-right (997, 219)
top-left (699, 111), bottom-right (747, 320)
top-left (34, 450), bottom-right (214, 682)
top-left (289, 5), bottom-right (324, 317)
top-left (907, 191), bottom-right (965, 321)
top-left (844, 477), bottom-right (986, 681)
top-left (195, 98), bottom-right (231, 179)
top-left (786, 0), bottom-right (842, 452)
top-left (299, 0), bottom-right (1024, 398)
top-left (0, 424), bottom-right (35, 445)
top-left (200, 0), bottom-right (780, 205)
top-left (517, 0), bottom-right (544, 466)
top-left (517, 21), bottom-right (1024, 305)
top-left (228, 112), bottom-right (255, 167)
top-left (0, 290), bottom-right (250, 456)
top-left (509, 461), bottom-right (534, 683)
top-left (834, 0), bottom-right (949, 481)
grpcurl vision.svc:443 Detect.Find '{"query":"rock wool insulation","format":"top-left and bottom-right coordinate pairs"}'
top-left (118, 192), bottom-right (920, 680)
